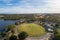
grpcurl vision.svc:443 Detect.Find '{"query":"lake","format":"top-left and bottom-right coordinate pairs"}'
top-left (0, 19), bottom-right (16, 32)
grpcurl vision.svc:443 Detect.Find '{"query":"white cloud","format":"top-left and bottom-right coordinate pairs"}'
top-left (0, 0), bottom-right (60, 13)
top-left (45, 0), bottom-right (60, 13)
top-left (47, 0), bottom-right (60, 7)
top-left (0, 7), bottom-right (46, 13)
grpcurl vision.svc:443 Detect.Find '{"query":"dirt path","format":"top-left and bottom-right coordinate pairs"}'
top-left (26, 33), bottom-right (52, 40)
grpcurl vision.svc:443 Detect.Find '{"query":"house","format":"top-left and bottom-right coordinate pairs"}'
top-left (44, 23), bottom-right (53, 32)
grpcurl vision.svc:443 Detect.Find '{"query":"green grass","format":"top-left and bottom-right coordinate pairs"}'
top-left (17, 23), bottom-right (46, 37)
top-left (56, 28), bottom-right (60, 34)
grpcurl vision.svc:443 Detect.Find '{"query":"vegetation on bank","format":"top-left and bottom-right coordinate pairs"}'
top-left (5, 24), bottom-right (16, 32)
top-left (3, 14), bottom-right (35, 20)
top-left (54, 27), bottom-right (60, 40)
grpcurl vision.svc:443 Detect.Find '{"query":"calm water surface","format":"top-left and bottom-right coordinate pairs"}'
top-left (0, 19), bottom-right (16, 31)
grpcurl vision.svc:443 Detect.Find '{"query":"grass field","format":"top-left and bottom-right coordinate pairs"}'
top-left (17, 23), bottom-right (46, 37)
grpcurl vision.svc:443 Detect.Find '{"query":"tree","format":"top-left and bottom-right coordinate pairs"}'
top-left (0, 32), bottom-right (6, 37)
top-left (15, 22), bottom-right (20, 25)
top-left (9, 35), bottom-right (17, 40)
top-left (54, 34), bottom-right (60, 40)
top-left (4, 39), bottom-right (7, 40)
top-left (54, 28), bottom-right (58, 34)
top-left (55, 24), bottom-right (59, 28)
top-left (5, 24), bottom-right (15, 32)
top-left (18, 32), bottom-right (28, 40)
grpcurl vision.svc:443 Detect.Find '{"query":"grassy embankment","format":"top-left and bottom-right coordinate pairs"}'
top-left (17, 23), bottom-right (46, 37)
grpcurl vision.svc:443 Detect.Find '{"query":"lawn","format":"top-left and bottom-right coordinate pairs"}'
top-left (17, 23), bottom-right (46, 37)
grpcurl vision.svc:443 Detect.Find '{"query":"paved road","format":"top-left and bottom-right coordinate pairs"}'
top-left (26, 33), bottom-right (52, 40)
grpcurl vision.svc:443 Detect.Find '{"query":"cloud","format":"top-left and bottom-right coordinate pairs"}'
top-left (0, 6), bottom-right (47, 13)
top-left (46, 0), bottom-right (60, 8)
top-left (45, 0), bottom-right (60, 13)
top-left (0, 0), bottom-right (60, 13)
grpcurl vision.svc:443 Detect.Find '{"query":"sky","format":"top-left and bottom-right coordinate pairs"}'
top-left (0, 0), bottom-right (60, 14)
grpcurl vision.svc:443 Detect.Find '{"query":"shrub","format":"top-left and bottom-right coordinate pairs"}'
top-left (5, 24), bottom-right (15, 32)
top-left (54, 34), bottom-right (60, 40)
top-left (9, 35), bottom-right (17, 40)
top-left (55, 24), bottom-right (59, 28)
top-left (0, 32), bottom-right (6, 37)
top-left (18, 32), bottom-right (28, 40)
top-left (54, 28), bottom-right (60, 34)
top-left (15, 22), bottom-right (20, 25)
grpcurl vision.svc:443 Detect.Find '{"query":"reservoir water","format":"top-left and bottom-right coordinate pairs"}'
top-left (0, 19), bottom-right (16, 31)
